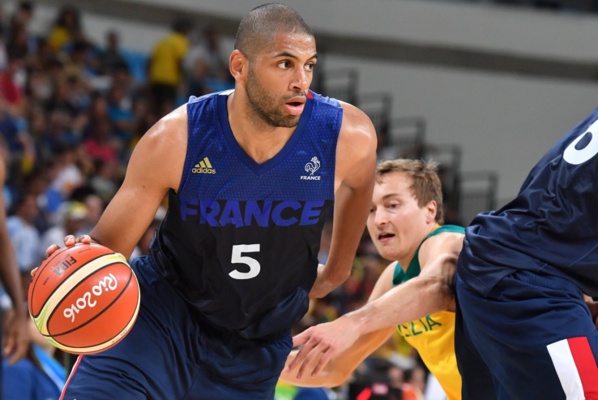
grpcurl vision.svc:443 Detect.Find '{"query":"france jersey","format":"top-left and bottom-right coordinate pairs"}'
top-left (149, 90), bottom-right (342, 339)
top-left (459, 107), bottom-right (598, 297)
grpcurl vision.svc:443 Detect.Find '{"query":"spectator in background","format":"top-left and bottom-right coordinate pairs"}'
top-left (76, 192), bottom-right (104, 236)
top-left (184, 25), bottom-right (233, 94)
top-left (39, 201), bottom-right (87, 260)
top-left (47, 6), bottom-right (81, 52)
top-left (0, 50), bottom-right (26, 117)
top-left (6, 192), bottom-right (41, 274)
top-left (99, 30), bottom-right (126, 76)
top-left (48, 143), bottom-right (84, 212)
top-left (148, 18), bottom-right (192, 116)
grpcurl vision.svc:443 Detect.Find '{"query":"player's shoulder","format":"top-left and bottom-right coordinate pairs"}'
top-left (334, 100), bottom-right (377, 152)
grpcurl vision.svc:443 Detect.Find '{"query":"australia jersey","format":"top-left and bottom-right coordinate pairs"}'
top-left (459, 108), bottom-right (598, 297)
top-left (393, 225), bottom-right (464, 400)
top-left (149, 90), bottom-right (342, 339)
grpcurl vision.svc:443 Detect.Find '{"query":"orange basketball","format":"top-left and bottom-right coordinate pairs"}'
top-left (28, 243), bottom-right (141, 354)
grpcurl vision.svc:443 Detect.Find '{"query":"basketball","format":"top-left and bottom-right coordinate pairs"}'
top-left (28, 243), bottom-right (141, 355)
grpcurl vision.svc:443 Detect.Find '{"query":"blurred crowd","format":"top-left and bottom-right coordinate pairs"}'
top-left (0, 3), bottom-right (436, 399)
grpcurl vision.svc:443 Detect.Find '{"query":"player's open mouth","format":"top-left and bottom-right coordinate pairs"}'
top-left (378, 233), bottom-right (395, 242)
top-left (285, 102), bottom-right (304, 115)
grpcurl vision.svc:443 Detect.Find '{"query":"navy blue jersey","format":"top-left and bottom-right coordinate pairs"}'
top-left (459, 108), bottom-right (598, 297)
top-left (149, 90), bottom-right (341, 339)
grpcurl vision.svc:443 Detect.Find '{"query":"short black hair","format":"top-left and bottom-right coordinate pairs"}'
top-left (234, 3), bottom-right (313, 59)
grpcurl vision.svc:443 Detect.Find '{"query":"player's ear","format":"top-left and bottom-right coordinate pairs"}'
top-left (229, 49), bottom-right (247, 82)
top-left (425, 200), bottom-right (437, 224)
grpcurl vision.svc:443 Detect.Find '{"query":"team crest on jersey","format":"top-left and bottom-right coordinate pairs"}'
top-left (301, 156), bottom-right (321, 180)
top-left (192, 157), bottom-right (216, 174)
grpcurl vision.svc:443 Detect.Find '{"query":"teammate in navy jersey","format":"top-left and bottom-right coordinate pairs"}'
top-left (455, 108), bottom-right (598, 399)
top-left (41, 4), bottom-right (377, 400)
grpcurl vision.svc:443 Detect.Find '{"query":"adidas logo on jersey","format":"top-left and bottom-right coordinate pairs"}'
top-left (192, 157), bottom-right (216, 174)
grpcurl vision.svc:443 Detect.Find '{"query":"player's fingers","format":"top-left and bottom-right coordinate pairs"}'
top-left (45, 244), bottom-right (60, 257)
top-left (292, 331), bottom-right (310, 348)
top-left (64, 235), bottom-right (77, 247)
top-left (30, 267), bottom-right (38, 277)
top-left (297, 343), bottom-right (328, 379)
top-left (77, 235), bottom-right (92, 244)
top-left (313, 349), bottom-right (333, 376)
top-left (287, 338), bottom-right (316, 373)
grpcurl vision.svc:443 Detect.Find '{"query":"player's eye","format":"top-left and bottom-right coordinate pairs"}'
top-left (278, 61), bottom-right (291, 69)
top-left (305, 63), bottom-right (315, 72)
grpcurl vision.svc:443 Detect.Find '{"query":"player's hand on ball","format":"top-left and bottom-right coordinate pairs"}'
top-left (34, 235), bottom-right (93, 278)
top-left (46, 234), bottom-right (92, 257)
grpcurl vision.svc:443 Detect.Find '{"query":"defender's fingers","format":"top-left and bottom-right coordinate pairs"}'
top-left (313, 350), bottom-right (333, 376)
top-left (297, 343), bottom-right (328, 379)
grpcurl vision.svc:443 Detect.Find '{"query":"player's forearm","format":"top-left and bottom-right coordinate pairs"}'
top-left (345, 275), bottom-right (452, 336)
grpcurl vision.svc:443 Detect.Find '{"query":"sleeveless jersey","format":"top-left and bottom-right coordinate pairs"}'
top-left (149, 90), bottom-right (342, 339)
top-left (393, 225), bottom-right (464, 400)
top-left (459, 108), bottom-right (598, 297)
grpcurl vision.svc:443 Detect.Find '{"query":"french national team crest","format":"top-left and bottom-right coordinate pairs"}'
top-left (301, 157), bottom-right (321, 180)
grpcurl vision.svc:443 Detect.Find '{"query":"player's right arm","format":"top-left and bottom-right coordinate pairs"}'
top-left (48, 105), bottom-right (188, 259)
top-left (281, 264), bottom-right (396, 386)
top-left (287, 231), bottom-right (463, 379)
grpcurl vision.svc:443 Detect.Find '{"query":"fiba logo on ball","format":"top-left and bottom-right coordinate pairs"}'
top-left (28, 244), bottom-right (141, 355)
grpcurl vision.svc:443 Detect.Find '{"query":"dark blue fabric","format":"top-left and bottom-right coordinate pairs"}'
top-left (458, 107), bottom-right (598, 297)
top-left (455, 270), bottom-right (598, 400)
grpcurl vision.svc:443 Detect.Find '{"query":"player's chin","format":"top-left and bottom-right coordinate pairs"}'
top-left (279, 115), bottom-right (301, 128)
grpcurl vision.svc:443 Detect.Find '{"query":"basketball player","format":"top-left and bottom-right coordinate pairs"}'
top-left (282, 159), bottom-right (475, 400)
top-left (46, 4), bottom-right (377, 400)
top-left (455, 108), bottom-right (598, 399)
top-left (0, 140), bottom-right (30, 369)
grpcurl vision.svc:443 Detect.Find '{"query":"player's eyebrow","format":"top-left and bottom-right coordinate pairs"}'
top-left (273, 52), bottom-right (318, 61)
top-left (382, 193), bottom-right (402, 200)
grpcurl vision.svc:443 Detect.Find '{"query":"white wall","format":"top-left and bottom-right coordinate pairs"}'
top-left (7, 0), bottom-right (598, 203)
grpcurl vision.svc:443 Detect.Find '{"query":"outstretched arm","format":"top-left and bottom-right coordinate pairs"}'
top-left (289, 232), bottom-right (463, 378)
top-left (309, 104), bottom-right (377, 298)
top-left (282, 264), bottom-right (397, 386)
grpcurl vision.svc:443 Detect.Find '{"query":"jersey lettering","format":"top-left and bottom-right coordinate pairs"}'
top-left (179, 199), bottom-right (326, 227)
top-left (563, 119), bottom-right (598, 165)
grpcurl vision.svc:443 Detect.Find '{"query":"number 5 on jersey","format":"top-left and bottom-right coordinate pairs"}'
top-left (230, 244), bottom-right (261, 280)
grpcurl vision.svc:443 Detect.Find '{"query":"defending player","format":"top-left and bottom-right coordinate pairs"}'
top-left (45, 4), bottom-right (377, 400)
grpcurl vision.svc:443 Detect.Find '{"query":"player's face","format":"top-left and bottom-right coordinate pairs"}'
top-left (367, 172), bottom-right (435, 262)
top-left (245, 32), bottom-right (317, 128)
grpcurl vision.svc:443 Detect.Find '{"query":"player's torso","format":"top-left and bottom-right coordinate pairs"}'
top-left (460, 108), bottom-right (598, 297)
top-left (393, 225), bottom-right (463, 399)
top-left (150, 90), bottom-right (342, 339)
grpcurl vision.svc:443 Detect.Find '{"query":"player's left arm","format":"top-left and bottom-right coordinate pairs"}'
top-left (309, 103), bottom-right (377, 299)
